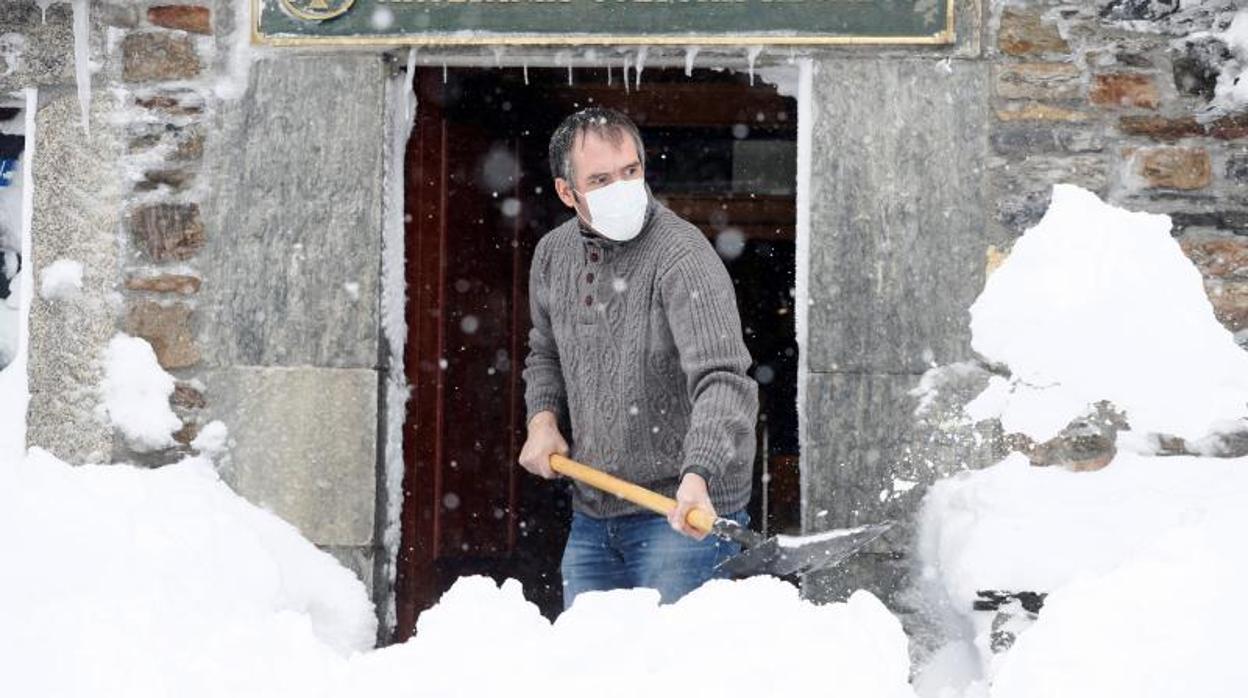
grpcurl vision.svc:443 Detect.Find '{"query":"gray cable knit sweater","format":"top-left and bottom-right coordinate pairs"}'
top-left (523, 196), bottom-right (758, 518)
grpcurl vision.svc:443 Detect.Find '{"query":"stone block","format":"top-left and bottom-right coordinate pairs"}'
top-left (125, 300), bottom-right (201, 369)
top-left (203, 367), bottom-right (379, 547)
top-left (135, 92), bottom-right (204, 116)
top-left (991, 124), bottom-right (1104, 156)
top-left (26, 91), bottom-right (125, 464)
top-left (134, 168), bottom-right (194, 193)
top-left (1170, 210), bottom-right (1248, 235)
top-left (130, 202), bottom-right (204, 261)
top-left (1089, 73), bottom-right (1160, 109)
top-left (1120, 113), bottom-right (1248, 141)
top-left (122, 32), bottom-right (201, 83)
top-left (1136, 146), bottom-right (1211, 190)
top-left (995, 63), bottom-right (1081, 101)
top-left (198, 55), bottom-right (384, 369)
top-left (995, 103), bottom-right (1090, 122)
top-left (998, 8), bottom-right (1069, 57)
top-left (806, 58), bottom-right (992, 374)
top-left (125, 273), bottom-right (202, 295)
top-left (172, 382), bottom-right (207, 409)
top-left (0, 2), bottom-right (75, 90)
top-left (1228, 154), bottom-right (1248, 183)
top-left (147, 5), bottom-right (212, 35)
top-left (1181, 238), bottom-right (1248, 281)
top-left (1205, 280), bottom-right (1248, 332)
top-left (1172, 37), bottom-right (1231, 100)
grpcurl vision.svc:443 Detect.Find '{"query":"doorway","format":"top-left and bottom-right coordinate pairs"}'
top-left (394, 64), bottom-right (800, 641)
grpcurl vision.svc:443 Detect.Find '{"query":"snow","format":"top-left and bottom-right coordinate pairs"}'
top-left (918, 452), bottom-right (1248, 697)
top-left (793, 58), bottom-right (814, 510)
top-left (967, 184), bottom-right (1248, 443)
top-left (919, 451), bottom-right (1248, 611)
top-left (0, 447), bottom-right (377, 697)
top-left (344, 576), bottom-right (915, 698)
top-left (1214, 10), bottom-right (1248, 111)
top-left (97, 334), bottom-right (182, 452)
top-left (191, 419), bottom-right (229, 456)
top-left (38, 258), bottom-right (83, 301)
top-left (0, 450), bottom-right (917, 698)
top-left (989, 504), bottom-right (1248, 698)
top-left (379, 46), bottom-right (417, 633)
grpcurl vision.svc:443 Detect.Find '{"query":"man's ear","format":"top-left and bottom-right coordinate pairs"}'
top-left (554, 177), bottom-right (578, 210)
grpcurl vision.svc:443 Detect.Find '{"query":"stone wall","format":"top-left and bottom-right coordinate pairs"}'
top-left (3, 0), bottom-right (390, 632)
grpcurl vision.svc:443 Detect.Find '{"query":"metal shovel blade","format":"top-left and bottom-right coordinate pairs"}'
top-left (715, 521), bottom-right (894, 578)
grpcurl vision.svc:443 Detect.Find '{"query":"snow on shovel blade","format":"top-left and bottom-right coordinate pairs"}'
top-left (715, 521), bottom-right (894, 578)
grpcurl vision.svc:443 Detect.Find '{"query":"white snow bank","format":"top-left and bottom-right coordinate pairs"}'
top-left (968, 184), bottom-right (1248, 442)
top-left (38, 258), bottom-right (83, 300)
top-left (919, 451), bottom-right (1248, 697)
top-left (97, 334), bottom-right (182, 452)
top-left (341, 575), bottom-right (916, 698)
top-left (0, 447), bottom-right (377, 698)
top-left (0, 445), bottom-right (917, 697)
top-left (919, 451), bottom-right (1248, 610)
top-left (191, 419), bottom-right (229, 456)
top-left (990, 506), bottom-right (1248, 697)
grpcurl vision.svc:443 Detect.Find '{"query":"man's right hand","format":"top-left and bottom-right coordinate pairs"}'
top-left (518, 411), bottom-right (569, 479)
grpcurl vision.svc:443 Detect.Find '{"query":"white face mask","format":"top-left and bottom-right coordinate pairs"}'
top-left (579, 178), bottom-right (648, 242)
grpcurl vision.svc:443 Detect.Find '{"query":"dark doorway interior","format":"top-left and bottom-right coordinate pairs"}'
top-left (395, 64), bottom-right (799, 642)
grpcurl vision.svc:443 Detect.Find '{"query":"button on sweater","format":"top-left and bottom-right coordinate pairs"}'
top-left (523, 196), bottom-right (758, 518)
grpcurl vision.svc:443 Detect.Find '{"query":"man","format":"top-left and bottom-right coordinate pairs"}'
top-left (518, 107), bottom-right (758, 610)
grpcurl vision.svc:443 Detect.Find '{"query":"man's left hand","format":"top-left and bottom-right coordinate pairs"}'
top-left (669, 472), bottom-right (716, 540)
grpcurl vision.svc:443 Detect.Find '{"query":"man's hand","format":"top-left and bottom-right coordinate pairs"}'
top-left (518, 411), bottom-right (569, 480)
top-left (669, 472), bottom-right (716, 540)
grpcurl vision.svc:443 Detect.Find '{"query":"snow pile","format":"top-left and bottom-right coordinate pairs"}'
top-left (38, 258), bottom-right (83, 301)
top-left (920, 451), bottom-right (1248, 612)
top-left (967, 184), bottom-right (1248, 443)
top-left (191, 419), bottom-right (230, 456)
top-left (1214, 10), bottom-right (1248, 111)
top-left (97, 334), bottom-right (182, 451)
top-left (0, 445), bottom-right (917, 698)
top-left (918, 452), bottom-right (1248, 697)
top-left (339, 575), bottom-right (916, 698)
top-left (0, 447), bottom-right (377, 698)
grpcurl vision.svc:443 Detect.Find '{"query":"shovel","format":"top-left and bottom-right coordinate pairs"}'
top-left (550, 454), bottom-right (893, 577)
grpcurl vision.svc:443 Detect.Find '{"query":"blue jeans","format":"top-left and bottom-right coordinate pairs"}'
top-left (560, 509), bottom-right (749, 610)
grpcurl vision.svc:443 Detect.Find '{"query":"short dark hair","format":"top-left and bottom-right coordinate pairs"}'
top-left (548, 107), bottom-right (646, 184)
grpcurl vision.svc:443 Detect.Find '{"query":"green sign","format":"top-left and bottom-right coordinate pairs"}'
top-left (254, 0), bottom-right (954, 46)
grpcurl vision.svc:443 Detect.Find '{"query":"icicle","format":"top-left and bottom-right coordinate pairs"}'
top-left (442, 61), bottom-right (448, 83)
top-left (523, 61), bottom-right (529, 85)
top-left (606, 63), bottom-right (612, 86)
top-left (491, 46), bottom-right (505, 67)
top-left (567, 62), bottom-right (573, 86)
top-left (622, 55), bottom-right (631, 94)
top-left (71, 0), bottom-right (90, 135)
top-left (634, 46), bottom-right (648, 89)
top-left (746, 46), bottom-right (763, 86)
top-left (684, 46), bottom-right (700, 77)
top-left (36, 0), bottom-right (54, 24)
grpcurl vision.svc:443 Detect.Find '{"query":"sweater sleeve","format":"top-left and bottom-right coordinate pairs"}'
top-left (658, 243), bottom-right (759, 484)
top-left (522, 237), bottom-right (568, 426)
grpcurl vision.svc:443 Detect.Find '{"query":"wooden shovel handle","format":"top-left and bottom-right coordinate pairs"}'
top-left (549, 454), bottom-right (717, 534)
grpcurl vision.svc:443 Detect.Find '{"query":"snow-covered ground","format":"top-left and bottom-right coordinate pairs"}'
top-left (0, 448), bottom-right (916, 698)
top-left (3, 181), bottom-right (1246, 697)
